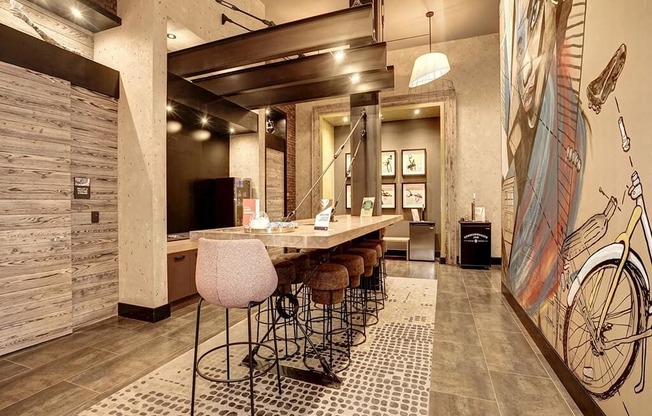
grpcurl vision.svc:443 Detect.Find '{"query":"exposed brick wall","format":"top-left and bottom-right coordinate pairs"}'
top-left (281, 105), bottom-right (297, 213)
top-left (85, 0), bottom-right (117, 15)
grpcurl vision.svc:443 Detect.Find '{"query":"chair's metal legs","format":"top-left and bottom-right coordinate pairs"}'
top-left (247, 304), bottom-right (255, 416)
top-left (271, 306), bottom-right (283, 396)
top-left (226, 308), bottom-right (231, 387)
top-left (190, 298), bottom-right (204, 416)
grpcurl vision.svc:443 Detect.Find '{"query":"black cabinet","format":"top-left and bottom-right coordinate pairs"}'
top-left (460, 221), bottom-right (491, 269)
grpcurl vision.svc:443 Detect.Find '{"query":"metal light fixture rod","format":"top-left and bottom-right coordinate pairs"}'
top-left (427, 10), bottom-right (433, 53)
top-left (215, 0), bottom-right (275, 27)
top-left (221, 13), bottom-right (253, 32)
top-left (284, 110), bottom-right (366, 222)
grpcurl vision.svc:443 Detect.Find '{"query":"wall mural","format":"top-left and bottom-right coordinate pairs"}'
top-left (501, 0), bottom-right (652, 414)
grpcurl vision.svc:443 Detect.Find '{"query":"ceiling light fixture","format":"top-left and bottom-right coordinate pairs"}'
top-left (265, 108), bottom-right (271, 116)
top-left (414, 109), bottom-right (421, 115)
top-left (409, 11), bottom-right (450, 88)
top-left (201, 116), bottom-right (209, 125)
top-left (70, 6), bottom-right (82, 18)
top-left (343, 116), bottom-right (349, 123)
top-left (166, 104), bottom-right (173, 112)
top-left (333, 50), bottom-right (346, 62)
top-left (167, 33), bottom-right (177, 39)
top-left (229, 127), bottom-right (235, 134)
top-left (350, 73), bottom-right (361, 84)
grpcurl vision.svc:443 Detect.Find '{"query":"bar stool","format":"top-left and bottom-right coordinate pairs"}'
top-left (360, 238), bottom-right (389, 303)
top-left (256, 259), bottom-right (298, 359)
top-left (346, 247), bottom-right (380, 326)
top-left (330, 253), bottom-right (366, 346)
top-left (191, 239), bottom-right (282, 416)
top-left (304, 263), bottom-right (350, 373)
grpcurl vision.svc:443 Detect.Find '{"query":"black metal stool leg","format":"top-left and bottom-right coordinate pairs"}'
top-left (270, 308), bottom-right (283, 396)
top-left (190, 298), bottom-right (203, 416)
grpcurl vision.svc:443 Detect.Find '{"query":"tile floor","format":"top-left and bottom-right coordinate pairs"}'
top-left (0, 261), bottom-right (584, 416)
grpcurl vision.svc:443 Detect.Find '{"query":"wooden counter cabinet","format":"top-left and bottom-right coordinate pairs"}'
top-left (167, 249), bottom-right (198, 302)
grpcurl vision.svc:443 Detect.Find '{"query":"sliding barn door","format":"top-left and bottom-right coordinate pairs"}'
top-left (0, 61), bottom-right (73, 354)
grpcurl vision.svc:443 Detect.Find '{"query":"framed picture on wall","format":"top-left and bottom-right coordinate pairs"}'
top-left (381, 150), bottom-right (396, 177)
top-left (402, 183), bottom-right (426, 208)
top-left (402, 149), bottom-right (427, 176)
top-left (345, 153), bottom-right (352, 178)
top-left (381, 183), bottom-right (396, 209)
top-left (346, 184), bottom-right (352, 209)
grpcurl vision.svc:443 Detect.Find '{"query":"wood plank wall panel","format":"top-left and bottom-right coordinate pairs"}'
top-left (0, 60), bottom-right (73, 355)
top-left (266, 149), bottom-right (285, 257)
top-left (69, 85), bottom-right (118, 329)
top-left (0, 0), bottom-right (94, 59)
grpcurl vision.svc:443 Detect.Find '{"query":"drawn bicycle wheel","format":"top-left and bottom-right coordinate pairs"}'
top-left (563, 259), bottom-right (645, 399)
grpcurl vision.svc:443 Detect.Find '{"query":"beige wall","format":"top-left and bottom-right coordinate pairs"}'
top-left (230, 132), bottom-right (261, 198)
top-left (94, 0), bottom-right (264, 309)
top-left (296, 33), bottom-right (501, 256)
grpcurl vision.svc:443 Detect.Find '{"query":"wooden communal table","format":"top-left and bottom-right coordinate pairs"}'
top-left (190, 214), bottom-right (403, 249)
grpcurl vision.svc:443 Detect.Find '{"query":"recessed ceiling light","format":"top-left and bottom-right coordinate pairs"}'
top-left (333, 50), bottom-right (346, 62)
top-left (167, 33), bottom-right (177, 39)
top-left (350, 73), bottom-right (361, 84)
top-left (166, 104), bottom-right (173, 112)
top-left (201, 116), bottom-right (209, 125)
top-left (414, 109), bottom-right (421, 115)
top-left (265, 108), bottom-right (271, 115)
top-left (229, 127), bottom-right (235, 134)
top-left (71, 7), bottom-right (82, 18)
top-left (343, 116), bottom-right (349, 123)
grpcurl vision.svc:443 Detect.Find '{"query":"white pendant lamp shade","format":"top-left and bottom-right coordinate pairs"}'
top-left (409, 11), bottom-right (450, 88)
top-left (409, 52), bottom-right (450, 88)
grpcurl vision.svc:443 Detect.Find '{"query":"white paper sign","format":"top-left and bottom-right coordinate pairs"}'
top-left (411, 209), bottom-right (421, 222)
top-left (314, 207), bottom-right (334, 230)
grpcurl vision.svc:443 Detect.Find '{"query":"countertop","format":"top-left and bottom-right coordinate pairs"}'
top-left (190, 215), bottom-right (403, 249)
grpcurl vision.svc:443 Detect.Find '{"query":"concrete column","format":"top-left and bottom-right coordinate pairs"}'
top-left (95, 0), bottom-right (168, 315)
top-left (350, 92), bottom-right (381, 216)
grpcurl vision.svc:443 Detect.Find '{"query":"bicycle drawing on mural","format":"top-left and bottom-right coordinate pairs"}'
top-left (563, 170), bottom-right (652, 399)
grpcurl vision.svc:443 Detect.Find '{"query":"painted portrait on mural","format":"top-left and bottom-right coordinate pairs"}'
top-left (503, 0), bottom-right (586, 315)
top-left (502, 0), bottom-right (652, 414)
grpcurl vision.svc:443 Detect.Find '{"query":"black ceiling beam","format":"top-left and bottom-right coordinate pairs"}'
top-left (193, 43), bottom-right (387, 97)
top-left (227, 66), bottom-right (395, 109)
top-left (167, 73), bottom-right (258, 133)
top-left (0, 23), bottom-right (119, 97)
top-left (167, 4), bottom-right (374, 78)
top-left (27, 0), bottom-right (121, 32)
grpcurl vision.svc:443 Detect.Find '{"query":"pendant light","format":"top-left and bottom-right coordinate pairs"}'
top-left (409, 11), bottom-right (450, 88)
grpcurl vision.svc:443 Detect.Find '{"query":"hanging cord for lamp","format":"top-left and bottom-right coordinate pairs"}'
top-left (215, 0), bottom-right (275, 27)
top-left (283, 110), bottom-right (367, 222)
top-left (427, 10), bottom-right (433, 53)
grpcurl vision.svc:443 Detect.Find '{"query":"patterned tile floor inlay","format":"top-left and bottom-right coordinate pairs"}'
top-left (80, 277), bottom-right (437, 416)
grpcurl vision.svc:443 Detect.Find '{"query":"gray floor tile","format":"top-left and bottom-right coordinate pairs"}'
top-left (436, 292), bottom-right (473, 314)
top-left (434, 311), bottom-right (480, 345)
top-left (430, 341), bottom-right (496, 400)
top-left (0, 381), bottom-right (97, 416)
top-left (436, 276), bottom-right (466, 294)
top-left (478, 330), bottom-right (547, 377)
top-left (429, 391), bottom-right (500, 416)
top-left (473, 306), bottom-right (520, 333)
top-left (491, 370), bottom-right (574, 416)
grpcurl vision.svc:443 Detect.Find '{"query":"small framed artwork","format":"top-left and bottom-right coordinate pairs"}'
top-left (381, 150), bottom-right (396, 177)
top-left (345, 153), bottom-right (352, 178)
top-left (346, 184), bottom-right (352, 209)
top-left (402, 183), bottom-right (426, 208)
top-left (381, 183), bottom-right (396, 209)
top-left (402, 149), bottom-right (427, 176)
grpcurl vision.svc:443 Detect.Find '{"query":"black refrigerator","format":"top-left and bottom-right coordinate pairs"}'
top-left (194, 177), bottom-right (251, 229)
